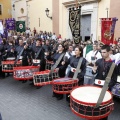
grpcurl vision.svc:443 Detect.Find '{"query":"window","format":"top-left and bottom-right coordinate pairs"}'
top-left (0, 5), bottom-right (2, 15)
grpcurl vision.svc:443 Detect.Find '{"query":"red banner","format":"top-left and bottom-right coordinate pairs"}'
top-left (101, 18), bottom-right (114, 45)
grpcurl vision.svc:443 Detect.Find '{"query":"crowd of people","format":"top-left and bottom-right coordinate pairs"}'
top-left (0, 30), bottom-right (120, 120)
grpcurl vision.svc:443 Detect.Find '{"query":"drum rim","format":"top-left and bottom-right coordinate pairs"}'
top-left (33, 70), bottom-right (57, 75)
top-left (2, 60), bottom-right (21, 64)
top-left (70, 105), bottom-right (112, 119)
top-left (70, 85), bottom-right (112, 106)
top-left (13, 65), bottom-right (40, 70)
top-left (52, 77), bottom-right (78, 84)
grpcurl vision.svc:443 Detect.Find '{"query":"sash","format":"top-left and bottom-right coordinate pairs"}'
top-left (50, 53), bottom-right (65, 74)
top-left (73, 57), bottom-right (83, 80)
top-left (95, 62), bottom-right (115, 108)
top-left (14, 48), bottom-right (24, 65)
top-left (35, 47), bottom-right (42, 59)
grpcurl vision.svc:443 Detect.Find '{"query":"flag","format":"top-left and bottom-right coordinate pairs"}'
top-left (5, 18), bottom-right (15, 30)
top-left (0, 21), bottom-right (4, 34)
top-left (101, 18), bottom-right (118, 45)
top-left (69, 6), bottom-right (81, 44)
top-left (16, 21), bottom-right (26, 33)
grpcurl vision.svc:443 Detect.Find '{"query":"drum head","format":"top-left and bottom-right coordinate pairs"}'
top-left (53, 78), bottom-right (73, 82)
top-left (71, 86), bottom-right (112, 105)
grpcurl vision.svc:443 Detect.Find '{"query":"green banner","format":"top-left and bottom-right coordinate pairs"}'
top-left (16, 21), bottom-right (26, 33)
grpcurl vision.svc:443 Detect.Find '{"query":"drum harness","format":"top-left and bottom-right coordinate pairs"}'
top-left (14, 47), bottom-right (24, 66)
top-left (95, 62), bottom-right (115, 108)
top-left (49, 52), bottom-right (65, 76)
top-left (35, 47), bottom-right (42, 60)
top-left (72, 57), bottom-right (83, 80)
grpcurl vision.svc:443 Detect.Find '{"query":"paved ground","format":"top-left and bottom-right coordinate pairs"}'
top-left (0, 75), bottom-right (120, 120)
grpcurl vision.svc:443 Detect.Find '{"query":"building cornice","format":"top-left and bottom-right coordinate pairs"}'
top-left (63, 0), bottom-right (101, 7)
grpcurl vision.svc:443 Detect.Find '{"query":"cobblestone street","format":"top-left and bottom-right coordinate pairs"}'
top-left (0, 76), bottom-right (120, 120)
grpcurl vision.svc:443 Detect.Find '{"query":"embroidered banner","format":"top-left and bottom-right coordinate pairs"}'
top-left (69, 6), bottom-right (81, 44)
top-left (5, 18), bottom-right (15, 30)
top-left (101, 18), bottom-right (118, 45)
top-left (16, 21), bottom-right (26, 33)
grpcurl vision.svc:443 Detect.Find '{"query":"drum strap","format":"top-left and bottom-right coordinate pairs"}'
top-left (35, 47), bottom-right (42, 59)
top-left (95, 62), bottom-right (115, 108)
top-left (73, 57), bottom-right (83, 80)
top-left (14, 48), bottom-right (24, 65)
top-left (50, 53), bottom-right (65, 74)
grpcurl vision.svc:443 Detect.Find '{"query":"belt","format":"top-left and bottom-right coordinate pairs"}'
top-left (33, 59), bottom-right (41, 64)
top-left (94, 79), bottom-right (105, 86)
top-left (19, 56), bottom-right (23, 60)
top-left (71, 67), bottom-right (81, 73)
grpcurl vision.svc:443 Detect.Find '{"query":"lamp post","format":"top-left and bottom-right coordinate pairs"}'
top-left (12, 4), bottom-right (15, 11)
top-left (45, 8), bottom-right (52, 19)
top-left (106, 8), bottom-right (109, 18)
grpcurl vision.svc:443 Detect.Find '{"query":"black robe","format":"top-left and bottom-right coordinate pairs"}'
top-left (67, 55), bottom-right (86, 85)
top-left (31, 45), bottom-right (45, 71)
top-left (93, 58), bottom-right (117, 90)
top-left (15, 45), bottom-right (31, 66)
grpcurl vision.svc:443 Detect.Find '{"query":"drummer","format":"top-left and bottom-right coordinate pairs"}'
top-left (5, 39), bottom-right (16, 59)
top-left (31, 38), bottom-right (46, 71)
top-left (65, 46), bottom-right (87, 102)
top-left (46, 43), bottom-right (67, 100)
top-left (15, 37), bottom-right (31, 66)
top-left (2, 39), bottom-right (16, 77)
top-left (29, 38), bottom-right (46, 87)
top-left (92, 45), bottom-right (118, 120)
top-left (0, 39), bottom-right (6, 78)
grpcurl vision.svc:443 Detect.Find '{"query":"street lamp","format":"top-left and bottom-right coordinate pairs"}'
top-left (12, 4), bottom-right (15, 10)
top-left (45, 8), bottom-right (52, 20)
top-left (106, 8), bottom-right (109, 18)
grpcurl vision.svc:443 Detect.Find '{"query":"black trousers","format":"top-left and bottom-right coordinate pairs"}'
top-left (100, 116), bottom-right (108, 120)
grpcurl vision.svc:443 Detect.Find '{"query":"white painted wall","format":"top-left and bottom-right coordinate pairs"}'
top-left (28, 0), bottom-right (52, 32)
top-left (97, 0), bottom-right (110, 40)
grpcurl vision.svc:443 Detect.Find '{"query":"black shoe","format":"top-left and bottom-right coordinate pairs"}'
top-left (22, 80), bottom-right (27, 83)
top-left (36, 86), bottom-right (42, 89)
top-left (57, 96), bottom-right (63, 100)
top-left (29, 82), bottom-right (34, 85)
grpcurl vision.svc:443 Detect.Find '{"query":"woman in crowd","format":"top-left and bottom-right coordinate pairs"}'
top-left (46, 43), bottom-right (67, 100)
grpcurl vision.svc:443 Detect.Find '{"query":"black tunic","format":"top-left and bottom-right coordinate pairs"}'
top-left (93, 58), bottom-right (117, 90)
top-left (53, 52), bottom-right (67, 77)
top-left (15, 45), bottom-right (31, 66)
top-left (31, 46), bottom-right (45, 71)
top-left (67, 55), bottom-right (86, 85)
top-left (6, 45), bottom-right (16, 58)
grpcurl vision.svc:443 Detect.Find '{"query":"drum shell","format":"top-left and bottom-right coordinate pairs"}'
top-left (13, 66), bottom-right (39, 80)
top-left (2, 60), bottom-right (21, 72)
top-left (70, 86), bottom-right (113, 119)
top-left (52, 78), bottom-right (78, 94)
top-left (33, 70), bottom-right (59, 86)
